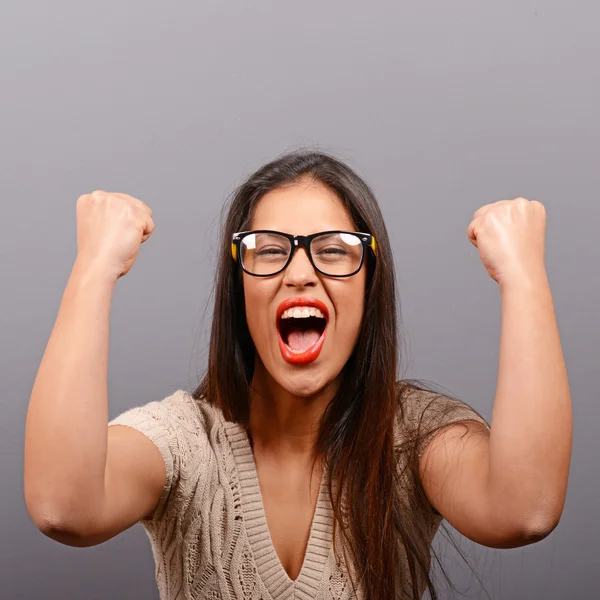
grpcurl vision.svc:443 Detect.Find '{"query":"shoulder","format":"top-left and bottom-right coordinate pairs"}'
top-left (108, 390), bottom-right (230, 524)
top-left (109, 389), bottom-right (225, 433)
top-left (394, 381), bottom-right (489, 455)
top-left (108, 389), bottom-right (229, 478)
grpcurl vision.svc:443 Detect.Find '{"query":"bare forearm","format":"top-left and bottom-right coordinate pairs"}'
top-left (487, 270), bottom-right (572, 523)
top-left (24, 259), bottom-right (116, 523)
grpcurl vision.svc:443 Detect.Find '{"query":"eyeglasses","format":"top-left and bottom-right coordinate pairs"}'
top-left (231, 230), bottom-right (377, 277)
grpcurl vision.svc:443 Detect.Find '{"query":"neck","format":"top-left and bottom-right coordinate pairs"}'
top-left (248, 359), bottom-right (339, 459)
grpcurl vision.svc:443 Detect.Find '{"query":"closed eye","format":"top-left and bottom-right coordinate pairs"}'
top-left (256, 247), bottom-right (288, 256)
top-left (315, 246), bottom-right (348, 256)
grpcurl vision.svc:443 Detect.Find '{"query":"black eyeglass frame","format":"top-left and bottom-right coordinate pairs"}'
top-left (231, 229), bottom-right (377, 278)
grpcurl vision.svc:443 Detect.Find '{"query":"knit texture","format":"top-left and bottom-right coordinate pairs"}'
top-left (108, 388), bottom-right (489, 599)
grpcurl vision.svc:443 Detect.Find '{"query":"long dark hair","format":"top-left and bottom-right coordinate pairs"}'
top-left (193, 149), bottom-right (472, 599)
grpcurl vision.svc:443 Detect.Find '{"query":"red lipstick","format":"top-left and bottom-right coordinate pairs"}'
top-left (276, 297), bottom-right (329, 365)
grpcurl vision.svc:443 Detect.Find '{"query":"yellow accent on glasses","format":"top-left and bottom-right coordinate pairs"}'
top-left (231, 230), bottom-right (377, 278)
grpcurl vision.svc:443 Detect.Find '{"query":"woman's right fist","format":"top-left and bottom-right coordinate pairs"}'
top-left (75, 191), bottom-right (155, 280)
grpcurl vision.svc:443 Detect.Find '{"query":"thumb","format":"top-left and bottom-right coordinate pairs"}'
top-left (467, 219), bottom-right (478, 248)
top-left (141, 215), bottom-right (155, 243)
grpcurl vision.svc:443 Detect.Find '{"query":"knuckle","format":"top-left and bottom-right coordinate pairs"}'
top-left (135, 198), bottom-right (152, 215)
top-left (114, 193), bottom-right (151, 215)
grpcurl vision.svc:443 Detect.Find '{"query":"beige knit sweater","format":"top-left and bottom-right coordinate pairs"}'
top-left (108, 388), bottom-right (488, 600)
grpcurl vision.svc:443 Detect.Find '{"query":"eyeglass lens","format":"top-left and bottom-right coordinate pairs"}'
top-left (240, 232), bottom-right (364, 276)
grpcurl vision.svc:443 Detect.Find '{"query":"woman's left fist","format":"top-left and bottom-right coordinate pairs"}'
top-left (467, 198), bottom-right (547, 285)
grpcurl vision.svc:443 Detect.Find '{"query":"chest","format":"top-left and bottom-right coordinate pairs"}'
top-left (255, 457), bottom-right (323, 582)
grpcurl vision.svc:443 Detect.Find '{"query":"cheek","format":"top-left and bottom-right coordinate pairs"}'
top-left (242, 278), bottom-right (273, 345)
top-left (343, 301), bottom-right (364, 343)
top-left (332, 279), bottom-right (366, 345)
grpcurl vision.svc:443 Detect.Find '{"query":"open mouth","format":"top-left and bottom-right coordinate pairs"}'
top-left (276, 298), bottom-right (329, 365)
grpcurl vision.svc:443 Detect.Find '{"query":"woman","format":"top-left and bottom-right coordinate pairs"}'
top-left (24, 151), bottom-right (572, 599)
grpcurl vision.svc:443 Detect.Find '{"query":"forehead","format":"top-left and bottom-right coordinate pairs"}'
top-left (250, 180), bottom-right (356, 234)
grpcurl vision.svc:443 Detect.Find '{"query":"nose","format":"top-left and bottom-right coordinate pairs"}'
top-left (282, 246), bottom-right (318, 288)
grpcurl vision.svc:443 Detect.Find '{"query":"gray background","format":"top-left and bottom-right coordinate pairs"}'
top-left (1, 1), bottom-right (598, 598)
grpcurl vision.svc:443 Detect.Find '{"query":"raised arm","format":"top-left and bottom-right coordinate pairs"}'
top-left (419, 198), bottom-right (572, 548)
top-left (24, 191), bottom-right (163, 546)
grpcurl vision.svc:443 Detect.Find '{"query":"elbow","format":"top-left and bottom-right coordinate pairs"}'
top-left (27, 501), bottom-right (71, 539)
top-left (25, 485), bottom-right (64, 532)
top-left (25, 495), bottom-right (98, 547)
top-left (516, 506), bottom-right (563, 545)
top-left (486, 479), bottom-right (567, 547)
top-left (31, 508), bottom-right (71, 538)
top-left (32, 511), bottom-right (98, 547)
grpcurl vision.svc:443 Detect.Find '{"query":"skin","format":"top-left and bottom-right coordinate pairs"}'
top-left (242, 179), bottom-right (366, 580)
top-left (243, 190), bottom-right (572, 579)
top-left (421, 199), bottom-right (571, 548)
top-left (244, 182), bottom-right (366, 404)
top-left (25, 189), bottom-right (570, 583)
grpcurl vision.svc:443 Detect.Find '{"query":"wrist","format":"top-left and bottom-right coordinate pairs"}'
top-left (498, 267), bottom-right (549, 294)
top-left (71, 257), bottom-right (119, 288)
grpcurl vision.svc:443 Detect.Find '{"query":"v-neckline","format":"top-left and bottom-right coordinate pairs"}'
top-left (224, 420), bottom-right (334, 600)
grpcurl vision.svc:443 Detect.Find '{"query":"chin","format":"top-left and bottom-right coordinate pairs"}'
top-left (276, 364), bottom-right (340, 399)
top-left (251, 345), bottom-right (345, 400)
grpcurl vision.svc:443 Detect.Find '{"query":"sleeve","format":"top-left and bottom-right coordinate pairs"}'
top-left (398, 384), bottom-right (490, 458)
top-left (108, 389), bottom-right (189, 523)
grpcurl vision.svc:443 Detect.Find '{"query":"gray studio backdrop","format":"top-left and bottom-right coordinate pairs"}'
top-left (2, 1), bottom-right (598, 599)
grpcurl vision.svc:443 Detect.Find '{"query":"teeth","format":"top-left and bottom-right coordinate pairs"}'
top-left (281, 306), bottom-right (326, 320)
